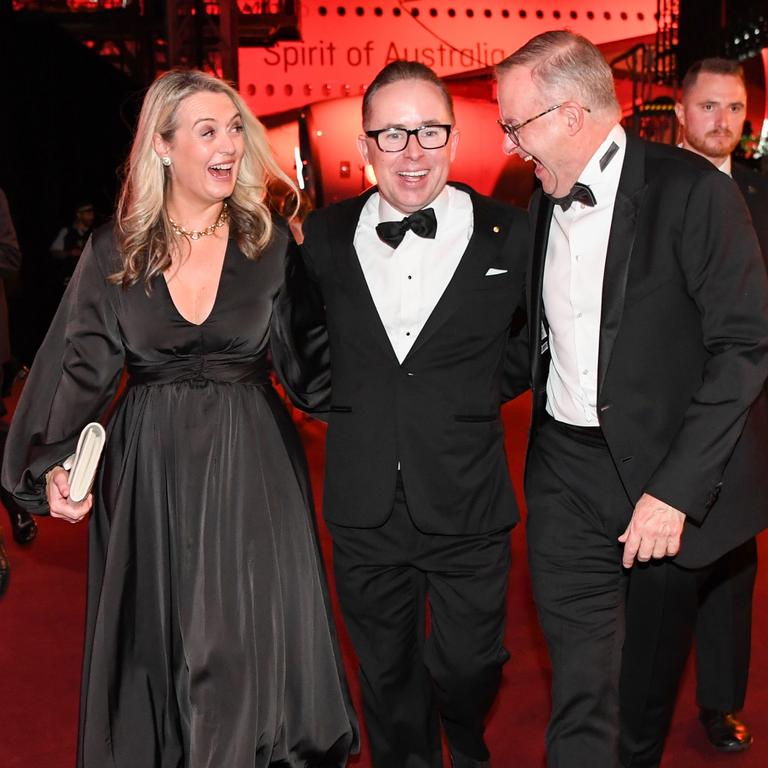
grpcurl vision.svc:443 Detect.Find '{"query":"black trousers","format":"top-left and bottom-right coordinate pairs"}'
top-left (695, 538), bottom-right (757, 713)
top-left (329, 477), bottom-right (511, 768)
top-left (619, 538), bottom-right (758, 768)
top-left (525, 417), bottom-right (632, 768)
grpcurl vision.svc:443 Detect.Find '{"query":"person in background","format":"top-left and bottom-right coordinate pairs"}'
top-left (49, 202), bottom-right (95, 262)
top-left (0, 187), bottom-right (22, 410)
top-left (2, 69), bottom-right (356, 767)
top-left (292, 60), bottom-right (529, 768)
top-left (0, 187), bottom-right (36, 581)
top-left (645, 56), bottom-right (768, 754)
top-left (49, 202), bottom-right (96, 291)
top-left (495, 31), bottom-right (768, 768)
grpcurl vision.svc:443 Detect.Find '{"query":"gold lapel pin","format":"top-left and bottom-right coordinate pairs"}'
top-left (492, 225), bottom-right (500, 233)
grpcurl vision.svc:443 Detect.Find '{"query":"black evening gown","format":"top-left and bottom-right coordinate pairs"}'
top-left (2, 222), bottom-right (356, 768)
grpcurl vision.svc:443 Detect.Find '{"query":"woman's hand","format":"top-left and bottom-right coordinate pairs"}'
top-left (46, 467), bottom-right (93, 523)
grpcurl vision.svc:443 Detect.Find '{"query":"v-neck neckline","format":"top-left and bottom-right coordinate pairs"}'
top-left (161, 238), bottom-right (231, 327)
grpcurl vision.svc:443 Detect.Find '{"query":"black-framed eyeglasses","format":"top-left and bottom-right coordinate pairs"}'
top-left (365, 124), bottom-right (452, 152)
top-left (497, 103), bottom-right (591, 146)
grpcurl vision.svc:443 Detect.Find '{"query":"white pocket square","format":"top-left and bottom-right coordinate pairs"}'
top-left (485, 267), bottom-right (508, 276)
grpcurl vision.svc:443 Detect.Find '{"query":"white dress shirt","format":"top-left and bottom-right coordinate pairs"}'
top-left (354, 185), bottom-right (473, 363)
top-left (544, 124), bottom-right (627, 426)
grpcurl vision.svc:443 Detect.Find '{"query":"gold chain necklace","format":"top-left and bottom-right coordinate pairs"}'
top-left (168, 202), bottom-right (229, 240)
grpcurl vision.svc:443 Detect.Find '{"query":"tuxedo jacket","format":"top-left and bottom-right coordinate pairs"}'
top-left (297, 184), bottom-right (528, 534)
top-left (527, 136), bottom-right (768, 569)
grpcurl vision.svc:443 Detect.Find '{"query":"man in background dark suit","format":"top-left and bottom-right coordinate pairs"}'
top-left (0, 187), bottom-right (36, 596)
top-left (666, 56), bottom-right (768, 754)
top-left (495, 31), bottom-right (768, 768)
top-left (292, 61), bottom-right (528, 768)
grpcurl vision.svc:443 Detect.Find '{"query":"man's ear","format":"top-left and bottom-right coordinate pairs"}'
top-left (357, 134), bottom-right (371, 165)
top-left (673, 102), bottom-right (685, 128)
top-left (448, 128), bottom-right (460, 162)
top-left (562, 103), bottom-right (586, 136)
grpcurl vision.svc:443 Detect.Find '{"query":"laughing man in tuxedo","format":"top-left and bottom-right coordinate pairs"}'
top-left (495, 31), bottom-right (768, 768)
top-left (294, 61), bottom-right (528, 768)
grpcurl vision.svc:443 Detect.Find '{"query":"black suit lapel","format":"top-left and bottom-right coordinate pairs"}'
top-left (597, 136), bottom-right (647, 393)
top-left (330, 189), bottom-right (400, 364)
top-left (403, 191), bottom-right (502, 361)
top-left (529, 190), bottom-right (554, 392)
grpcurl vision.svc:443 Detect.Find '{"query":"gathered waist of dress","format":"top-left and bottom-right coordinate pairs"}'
top-left (127, 355), bottom-right (271, 388)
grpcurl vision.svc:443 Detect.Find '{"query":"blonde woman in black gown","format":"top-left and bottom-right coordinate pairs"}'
top-left (2, 70), bottom-right (356, 768)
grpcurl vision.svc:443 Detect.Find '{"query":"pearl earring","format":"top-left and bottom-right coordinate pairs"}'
top-left (161, 156), bottom-right (172, 167)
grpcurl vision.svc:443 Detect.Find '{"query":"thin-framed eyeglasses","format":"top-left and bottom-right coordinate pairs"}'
top-left (497, 103), bottom-right (591, 145)
top-left (365, 124), bottom-right (452, 152)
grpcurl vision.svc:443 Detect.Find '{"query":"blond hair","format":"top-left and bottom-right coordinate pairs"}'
top-left (114, 69), bottom-right (297, 289)
top-left (496, 30), bottom-right (620, 116)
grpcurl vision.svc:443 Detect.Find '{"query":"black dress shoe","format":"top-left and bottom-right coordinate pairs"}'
top-left (699, 708), bottom-right (753, 752)
top-left (2, 488), bottom-right (37, 545)
top-left (0, 529), bottom-right (10, 598)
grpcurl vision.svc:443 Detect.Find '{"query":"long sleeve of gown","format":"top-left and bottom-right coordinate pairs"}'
top-left (1, 229), bottom-right (125, 512)
top-left (271, 236), bottom-right (331, 413)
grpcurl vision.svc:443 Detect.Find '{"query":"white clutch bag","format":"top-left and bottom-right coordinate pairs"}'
top-left (62, 422), bottom-right (106, 503)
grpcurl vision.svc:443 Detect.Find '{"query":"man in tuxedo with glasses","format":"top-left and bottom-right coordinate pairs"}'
top-left (495, 31), bottom-right (768, 768)
top-left (287, 61), bottom-right (528, 768)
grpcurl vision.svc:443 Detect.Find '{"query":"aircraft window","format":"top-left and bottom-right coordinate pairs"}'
top-left (266, 85), bottom-right (274, 96)
top-left (318, 6), bottom-right (327, 16)
top-left (342, 84), bottom-right (351, 95)
top-left (604, 11), bottom-right (611, 19)
top-left (411, 7), bottom-right (420, 16)
top-left (355, 6), bottom-right (364, 16)
top-left (337, 6), bottom-right (346, 15)
top-left (519, 10), bottom-right (527, 18)
top-left (587, 11), bottom-right (595, 20)
top-left (430, 8), bottom-right (438, 17)
top-left (304, 84), bottom-right (312, 96)
top-left (536, 10), bottom-right (544, 20)
top-left (501, 9), bottom-right (509, 18)
top-left (621, 11), bottom-right (628, 20)
top-left (484, 9), bottom-right (492, 18)
top-left (448, 9), bottom-right (456, 17)
top-left (246, 84), bottom-right (255, 96)
top-left (570, 11), bottom-right (578, 20)
top-left (285, 84), bottom-right (293, 96)
top-left (553, 10), bottom-right (561, 19)
top-left (466, 9), bottom-right (474, 18)
top-left (394, 7), bottom-right (401, 16)
top-left (638, 12), bottom-right (645, 20)
top-left (374, 7), bottom-right (382, 16)
top-left (323, 84), bottom-right (332, 95)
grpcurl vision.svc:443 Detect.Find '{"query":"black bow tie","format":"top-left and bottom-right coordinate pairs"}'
top-left (375, 207), bottom-right (437, 249)
top-left (550, 182), bottom-right (596, 211)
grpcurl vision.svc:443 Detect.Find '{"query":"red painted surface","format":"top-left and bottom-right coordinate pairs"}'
top-left (241, 0), bottom-right (658, 116)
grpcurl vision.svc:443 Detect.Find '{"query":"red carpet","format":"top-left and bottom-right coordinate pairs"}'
top-left (2, 394), bottom-right (767, 767)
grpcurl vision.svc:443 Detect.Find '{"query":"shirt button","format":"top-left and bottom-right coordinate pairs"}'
top-left (406, 332), bottom-right (411, 336)
top-left (582, 369), bottom-right (588, 375)
top-left (576, 312), bottom-right (583, 319)
top-left (408, 275), bottom-right (412, 280)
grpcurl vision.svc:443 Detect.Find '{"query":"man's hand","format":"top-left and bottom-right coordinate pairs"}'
top-left (618, 493), bottom-right (685, 568)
